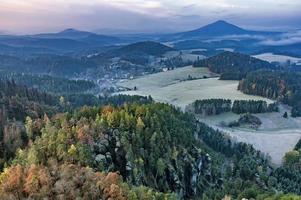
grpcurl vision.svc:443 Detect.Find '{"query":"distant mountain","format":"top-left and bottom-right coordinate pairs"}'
top-left (35, 28), bottom-right (122, 45)
top-left (163, 20), bottom-right (280, 41)
top-left (0, 29), bottom-right (123, 55)
top-left (35, 28), bottom-right (120, 42)
top-left (35, 28), bottom-right (93, 39)
top-left (182, 20), bottom-right (248, 37)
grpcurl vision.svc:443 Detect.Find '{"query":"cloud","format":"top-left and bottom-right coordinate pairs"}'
top-left (260, 30), bottom-right (301, 46)
top-left (0, 0), bottom-right (300, 34)
top-left (203, 34), bottom-right (267, 43)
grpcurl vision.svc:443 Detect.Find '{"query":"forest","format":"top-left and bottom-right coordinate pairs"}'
top-left (0, 72), bottom-right (96, 94)
top-left (238, 70), bottom-right (301, 117)
top-left (0, 80), bottom-right (300, 199)
top-left (0, 54), bottom-right (96, 77)
top-left (193, 51), bottom-right (276, 80)
top-left (193, 99), bottom-right (232, 115)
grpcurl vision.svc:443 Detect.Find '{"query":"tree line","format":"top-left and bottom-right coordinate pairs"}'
top-left (192, 99), bottom-right (278, 116)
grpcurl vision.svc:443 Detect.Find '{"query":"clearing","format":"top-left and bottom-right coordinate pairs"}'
top-left (117, 66), bottom-right (271, 109)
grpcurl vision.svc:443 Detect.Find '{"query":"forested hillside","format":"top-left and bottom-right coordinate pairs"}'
top-left (89, 41), bottom-right (174, 66)
top-left (0, 80), bottom-right (58, 168)
top-left (0, 95), bottom-right (300, 199)
top-left (193, 52), bottom-right (275, 80)
top-left (238, 70), bottom-right (301, 117)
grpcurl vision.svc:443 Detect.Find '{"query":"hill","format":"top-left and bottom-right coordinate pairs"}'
top-left (116, 41), bottom-right (174, 56)
top-left (88, 41), bottom-right (174, 75)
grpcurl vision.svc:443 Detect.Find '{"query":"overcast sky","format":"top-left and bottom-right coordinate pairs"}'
top-left (0, 0), bottom-right (300, 34)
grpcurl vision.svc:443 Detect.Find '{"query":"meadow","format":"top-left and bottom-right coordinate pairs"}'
top-left (117, 66), bottom-right (272, 109)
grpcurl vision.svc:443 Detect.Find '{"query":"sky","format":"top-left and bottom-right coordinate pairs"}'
top-left (0, 0), bottom-right (300, 34)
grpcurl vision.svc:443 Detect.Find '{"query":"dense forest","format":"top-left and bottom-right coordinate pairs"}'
top-left (193, 52), bottom-right (275, 80)
top-left (238, 70), bottom-right (301, 117)
top-left (232, 100), bottom-right (279, 114)
top-left (0, 54), bottom-right (96, 77)
top-left (0, 72), bottom-right (96, 94)
top-left (192, 99), bottom-right (278, 116)
top-left (0, 79), bottom-right (300, 199)
top-left (0, 79), bottom-right (155, 170)
top-left (0, 80), bottom-right (58, 169)
top-left (193, 99), bottom-right (232, 116)
top-left (0, 102), bottom-right (293, 199)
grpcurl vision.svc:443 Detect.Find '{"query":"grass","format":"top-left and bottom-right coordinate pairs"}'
top-left (117, 66), bottom-right (272, 110)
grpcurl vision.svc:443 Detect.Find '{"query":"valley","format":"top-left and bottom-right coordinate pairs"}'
top-left (0, 14), bottom-right (301, 199)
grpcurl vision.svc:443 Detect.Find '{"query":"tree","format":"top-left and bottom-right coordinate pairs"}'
top-left (156, 158), bottom-right (165, 177)
top-left (23, 165), bottom-right (52, 198)
top-left (136, 117), bottom-right (145, 132)
top-left (283, 150), bottom-right (300, 166)
top-left (59, 96), bottom-right (65, 107)
top-left (25, 116), bottom-right (33, 140)
top-left (67, 144), bottom-right (77, 163)
top-left (0, 165), bottom-right (24, 200)
top-left (283, 112), bottom-right (288, 118)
